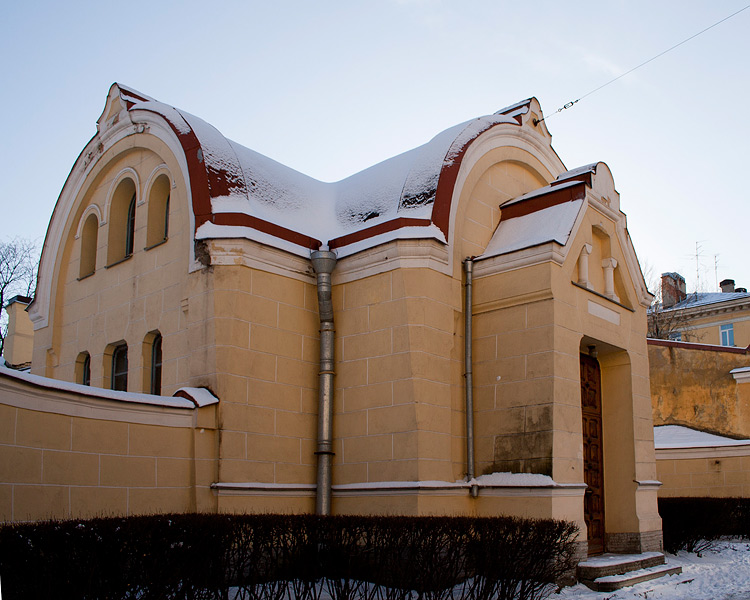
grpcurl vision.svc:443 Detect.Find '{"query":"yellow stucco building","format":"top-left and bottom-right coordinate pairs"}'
top-left (1, 83), bottom-right (662, 556)
top-left (649, 272), bottom-right (750, 346)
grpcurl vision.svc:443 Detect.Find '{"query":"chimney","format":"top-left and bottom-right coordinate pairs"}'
top-left (720, 279), bottom-right (736, 293)
top-left (661, 272), bottom-right (687, 308)
top-left (2, 295), bottom-right (34, 369)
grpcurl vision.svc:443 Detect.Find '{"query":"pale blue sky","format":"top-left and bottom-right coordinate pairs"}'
top-left (2, 1), bottom-right (748, 293)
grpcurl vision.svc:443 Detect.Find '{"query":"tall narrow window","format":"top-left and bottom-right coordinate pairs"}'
top-left (76, 352), bottom-right (91, 386)
top-left (721, 324), bottom-right (735, 347)
top-left (111, 343), bottom-right (128, 391)
top-left (150, 333), bottom-right (162, 395)
top-left (146, 174), bottom-right (171, 249)
top-left (107, 177), bottom-right (137, 265)
top-left (163, 194), bottom-right (170, 240)
top-left (82, 354), bottom-right (91, 386)
top-left (125, 193), bottom-right (136, 256)
top-left (79, 213), bottom-right (98, 278)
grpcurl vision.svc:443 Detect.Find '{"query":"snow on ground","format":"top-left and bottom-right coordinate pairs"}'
top-left (554, 541), bottom-right (750, 600)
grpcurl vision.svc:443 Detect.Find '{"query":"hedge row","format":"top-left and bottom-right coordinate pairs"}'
top-left (0, 513), bottom-right (578, 600)
top-left (659, 497), bottom-right (750, 554)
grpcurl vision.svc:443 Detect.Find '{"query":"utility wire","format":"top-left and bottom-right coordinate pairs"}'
top-left (535, 4), bottom-right (750, 124)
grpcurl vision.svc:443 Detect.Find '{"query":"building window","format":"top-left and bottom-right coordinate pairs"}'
top-left (125, 193), bottom-right (136, 256)
top-left (721, 324), bottom-right (735, 347)
top-left (150, 333), bottom-right (162, 395)
top-left (75, 352), bottom-right (91, 386)
top-left (142, 330), bottom-right (163, 394)
top-left (107, 177), bottom-right (137, 265)
top-left (111, 343), bottom-right (128, 391)
top-left (79, 213), bottom-right (98, 278)
top-left (146, 174), bottom-right (170, 249)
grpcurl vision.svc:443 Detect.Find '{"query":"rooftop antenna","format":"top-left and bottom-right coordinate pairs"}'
top-left (714, 254), bottom-right (720, 291)
top-left (694, 241), bottom-right (704, 293)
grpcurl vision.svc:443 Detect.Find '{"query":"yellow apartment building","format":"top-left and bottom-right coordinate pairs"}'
top-left (1, 83), bottom-right (662, 556)
top-left (649, 272), bottom-right (750, 346)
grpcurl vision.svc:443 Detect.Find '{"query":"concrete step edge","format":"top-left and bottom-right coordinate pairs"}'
top-left (583, 564), bottom-right (683, 592)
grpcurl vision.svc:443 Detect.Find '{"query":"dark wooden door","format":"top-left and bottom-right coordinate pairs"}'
top-left (580, 354), bottom-right (605, 555)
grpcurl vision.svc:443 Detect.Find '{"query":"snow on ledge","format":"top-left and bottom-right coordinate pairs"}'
top-left (654, 425), bottom-right (750, 449)
top-left (173, 387), bottom-right (219, 407)
top-left (0, 363), bottom-right (199, 410)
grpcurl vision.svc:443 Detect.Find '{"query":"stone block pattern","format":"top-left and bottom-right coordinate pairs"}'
top-left (0, 404), bottom-right (216, 522)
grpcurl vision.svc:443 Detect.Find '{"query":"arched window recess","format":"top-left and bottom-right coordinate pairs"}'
top-left (105, 172), bottom-right (139, 267)
top-left (142, 330), bottom-right (163, 395)
top-left (145, 172), bottom-right (171, 250)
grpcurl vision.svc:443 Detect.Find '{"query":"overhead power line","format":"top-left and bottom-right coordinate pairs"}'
top-left (535, 4), bottom-right (750, 124)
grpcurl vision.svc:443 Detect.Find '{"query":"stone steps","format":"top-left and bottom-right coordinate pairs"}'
top-left (577, 551), bottom-right (682, 592)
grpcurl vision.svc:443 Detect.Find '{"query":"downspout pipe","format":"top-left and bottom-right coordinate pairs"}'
top-left (464, 258), bottom-right (479, 498)
top-left (311, 250), bottom-right (337, 515)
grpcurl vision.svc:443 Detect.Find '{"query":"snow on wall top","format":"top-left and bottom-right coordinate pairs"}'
top-left (654, 425), bottom-right (750, 449)
top-left (0, 363), bottom-right (200, 410)
top-left (117, 84), bottom-right (531, 254)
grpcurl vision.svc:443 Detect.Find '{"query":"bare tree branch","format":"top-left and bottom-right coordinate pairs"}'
top-left (0, 238), bottom-right (39, 356)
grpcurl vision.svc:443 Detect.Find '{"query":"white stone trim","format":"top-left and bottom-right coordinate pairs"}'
top-left (634, 480), bottom-right (663, 489)
top-left (74, 204), bottom-right (103, 240)
top-left (204, 236), bottom-right (452, 285)
top-left (588, 300), bottom-right (621, 325)
top-left (212, 480), bottom-right (587, 498)
top-left (656, 445), bottom-right (750, 460)
top-left (212, 483), bottom-right (316, 497)
top-left (103, 167), bottom-right (141, 224)
top-left (731, 367), bottom-right (750, 383)
top-left (445, 124), bottom-right (566, 277)
top-left (142, 163), bottom-right (173, 206)
top-left (333, 238), bottom-right (450, 284)
top-left (472, 241), bottom-right (567, 278)
top-left (205, 237), bottom-right (315, 283)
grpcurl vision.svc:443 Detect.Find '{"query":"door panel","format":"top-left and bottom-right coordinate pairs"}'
top-left (580, 353), bottom-right (605, 555)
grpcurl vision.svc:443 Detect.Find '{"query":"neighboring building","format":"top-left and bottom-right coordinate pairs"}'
top-left (1, 83), bottom-right (662, 556)
top-left (647, 280), bottom-right (750, 499)
top-left (648, 272), bottom-right (750, 345)
top-left (1, 296), bottom-right (34, 370)
top-left (649, 339), bottom-right (750, 439)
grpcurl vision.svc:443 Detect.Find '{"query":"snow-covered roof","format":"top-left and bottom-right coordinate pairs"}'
top-left (663, 291), bottom-right (750, 312)
top-left (114, 83), bottom-right (539, 256)
top-left (480, 199), bottom-right (583, 258)
top-left (654, 425), bottom-right (750, 449)
top-left (476, 166), bottom-right (590, 260)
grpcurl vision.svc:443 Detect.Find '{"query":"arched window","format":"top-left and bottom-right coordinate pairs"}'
top-left (151, 334), bottom-right (162, 394)
top-left (107, 178), bottom-right (137, 265)
top-left (79, 213), bottom-right (98, 278)
top-left (125, 193), bottom-right (136, 256)
top-left (111, 343), bottom-right (128, 391)
top-left (143, 331), bottom-right (163, 394)
top-left (146, 174), bottom-right (171, 249)
top-left (75, 352), bottom-right (91, 386)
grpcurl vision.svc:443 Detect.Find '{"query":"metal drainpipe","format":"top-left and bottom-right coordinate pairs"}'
top-left (311, 250), bottom-right (337, 515)
top-left (464, 258), bottom-right (479, 498)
